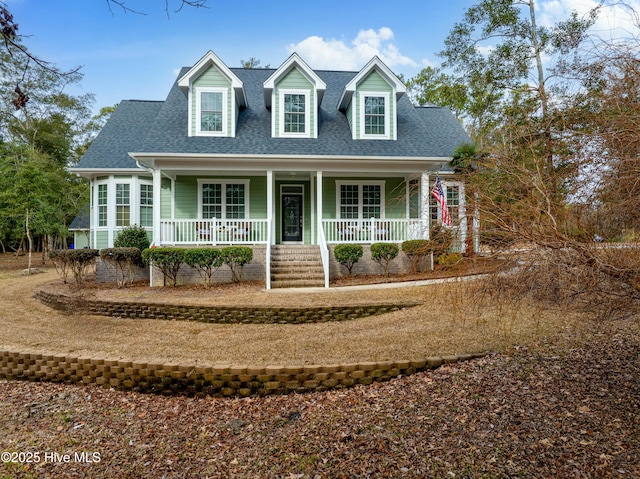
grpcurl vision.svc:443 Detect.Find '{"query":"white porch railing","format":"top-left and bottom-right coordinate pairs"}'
top-left (160, 219), bottom-right (269, 245)
top-left (322, 218), bottom-right (429, 244)
top-left (318, 220), bottom-right (330, 288)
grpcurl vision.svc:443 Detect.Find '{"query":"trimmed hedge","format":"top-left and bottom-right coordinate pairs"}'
top-left (370, 242), bottom-right (399, 276)
top-left (401, 239), bottom-right (432, 273)
top-left (334, 244), bottom-right (364, 276)
top-left (183, 248), bottom-right (224, 288)
top-left (50, 249), bottom-right (99, 287)
top-left (142, 248), bottom-right (184, 287)
top-left (100, 247), bottom-right (143, 287)
top-left (221, 246), bottom-right (253, 283)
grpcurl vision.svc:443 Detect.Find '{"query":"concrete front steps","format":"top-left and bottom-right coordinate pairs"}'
top-left (270, 245), bottom-right (325, 288)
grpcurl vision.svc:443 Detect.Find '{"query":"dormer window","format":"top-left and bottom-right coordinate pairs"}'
top-left (263, 53), bottom-right (326, 139)
top-left (281, 90), bottom-right (310, 137)
top-left (362, 93), bottom-right (389, 137)
top-left (178, 51), bottom-right (246, 138)
top-left (196, 87), bottom-right (228, 136)
top-left (338, 57), bottom-right (406, 141)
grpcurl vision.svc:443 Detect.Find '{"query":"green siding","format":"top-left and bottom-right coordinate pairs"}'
top-left (191, 65), bottom-right (233, 136)
top-left (354, 70), bottom-right (395, 140)
top-left (274, 68), bottom-right (315, 138)
top-left (73, 232), bottom-right (89, 250)
top-left (175, 177), bottom-right (198, 219)
top-left (161, 178), bottom-right (172, 220)
top-left (95, 231), bottom-right (109, 250)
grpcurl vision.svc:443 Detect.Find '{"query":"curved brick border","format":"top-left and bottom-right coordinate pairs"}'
top-left (34, 289), bottom-right (421, 324)
top-left (0, 349), bottom-right (488, 397)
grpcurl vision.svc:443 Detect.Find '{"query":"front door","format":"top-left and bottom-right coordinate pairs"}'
top-left (282, 194), bottom-right (303, 242)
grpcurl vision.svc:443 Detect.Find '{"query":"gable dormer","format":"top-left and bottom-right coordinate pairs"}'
top-left (338, 56), bottom-right (406, 141)
top-left (178, 51), bottom-right (246, 138)
top-left (263, 53), bottom-right (326, 139)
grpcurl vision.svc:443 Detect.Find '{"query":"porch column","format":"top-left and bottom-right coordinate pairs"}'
top-left (316, 171), bottom-right (323, 241)
top-left (420, 172), bottom-right (430, 240)
top-left (152, 168), bottom-right (162, 246)
top-left (267, 170), bottom-right (275, 245)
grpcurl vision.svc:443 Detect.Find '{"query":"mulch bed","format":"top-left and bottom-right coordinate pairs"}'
top-left (1, 319), bottom-right (638, 478)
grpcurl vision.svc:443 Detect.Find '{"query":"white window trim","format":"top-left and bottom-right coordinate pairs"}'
top-left (359, 91), bottom-right (391, 140)
top-left (93, 176), bottom-right (153, 247)
top-left (335, 180), bottom-right (386, 219)
top-left (138, 180), bottom-right (154, 228)
top-left (197, 179), bottom-right (250, 220)
top-left (278, 89), bottom-right (311, 138)
top-left (194, 86), bottom-right (229, 137)
top-left (95, 180), bottom-right (109, 229)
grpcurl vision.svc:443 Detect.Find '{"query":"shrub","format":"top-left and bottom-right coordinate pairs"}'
top-left (142, 247), bottom-right (185, 287)
top-left (430, 223), bottom-right (454, 256)
top-left (221, 246), bottom-right (253, 283)
top-left (401, 239), bottom-right (432, 273)
top-left (370, 242), bottom-right (399, 276)
top-left (100, 247), bottom-right (143, 287)
top-left (183, 248), bottom-right (224, 288)
top-left (114, 225), bottom-right (150, 254)
top-left (334, 244), bottom-right (363, 276)
top-left (50, 249), bottom-right (99, 288)
top-left (437, 252), bottom-right (464, 269)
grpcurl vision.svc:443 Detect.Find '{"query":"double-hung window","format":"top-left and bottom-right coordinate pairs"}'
top-left (360, 92), bottom-right (390, 139)
top-left (139, 184), bottom-right (153, 227)
top-left (279, 90), bottom-right (310, 137)
top-left (97, 184), bottom-right (108, 227)
top-left (284, 93), bottom-right (306, 133)
top-left (115, 183), bottom-right (130, 227)
top-left (195, 87), bottom-right (228, 136)
top-left (200, 180), bottom-right (248, 219)
top-left (338, 182), bottom-right (384, 219)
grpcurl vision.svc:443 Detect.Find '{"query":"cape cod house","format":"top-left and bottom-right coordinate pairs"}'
top-left (70, 50), bottom-right (470, 288)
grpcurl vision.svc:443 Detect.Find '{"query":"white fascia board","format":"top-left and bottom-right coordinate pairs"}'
top-left (263, 52), bottom-right (327, 108)
top-left (67, 167), bottom-right (147, 179)
top-left (178, 50), bottom-right (246, 108)
top-left (129, 152), bottom-right (449, 173)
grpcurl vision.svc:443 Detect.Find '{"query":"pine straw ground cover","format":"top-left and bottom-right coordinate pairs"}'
top-left (0, 321), bottom-right (638, 478)
top-left (0, 253), bottom-right (639, 477)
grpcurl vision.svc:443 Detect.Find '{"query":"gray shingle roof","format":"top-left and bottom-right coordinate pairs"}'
top-left (75, 66), bottom-right (470, 170)
top-left (75, 100), bottom-right (163, 169)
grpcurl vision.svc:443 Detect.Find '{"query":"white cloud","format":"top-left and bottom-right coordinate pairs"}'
top-left (538, 0), bottom-right (640, 42)
top-left (287, 27), bottom-right (417, 71)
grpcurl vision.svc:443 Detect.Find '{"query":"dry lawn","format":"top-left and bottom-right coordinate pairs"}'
top-left (0, 257), bottom-right (586, 367)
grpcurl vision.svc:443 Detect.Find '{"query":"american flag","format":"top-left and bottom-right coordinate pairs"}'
top-left (431, 176), bottom-right (452, 226)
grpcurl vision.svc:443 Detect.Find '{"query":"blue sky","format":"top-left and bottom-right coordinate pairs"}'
top-left (6, 0), bottom-right (639, 113)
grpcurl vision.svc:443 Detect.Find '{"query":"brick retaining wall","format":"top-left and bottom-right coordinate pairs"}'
top-left (0, 349), bottom-right (488, 397)
top-left (34, 289), bottom-right (420, 324)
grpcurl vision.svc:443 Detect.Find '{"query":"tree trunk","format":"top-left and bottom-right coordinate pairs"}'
top-left (26, 208), bottom-right (33, 274)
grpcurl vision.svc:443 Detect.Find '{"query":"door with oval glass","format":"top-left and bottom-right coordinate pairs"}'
top-left (282, 188), bottom-right (303, 242)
